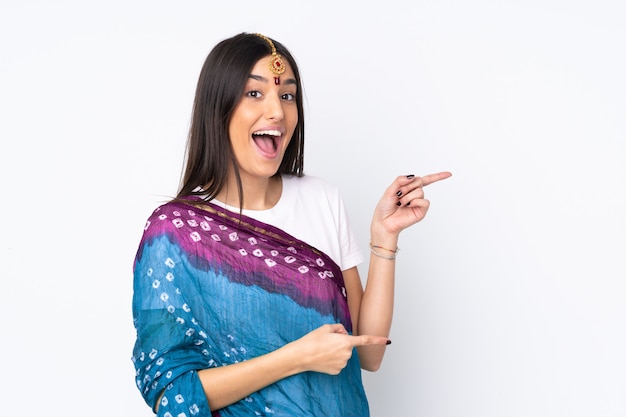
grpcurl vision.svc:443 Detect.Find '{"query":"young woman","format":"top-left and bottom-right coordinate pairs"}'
top-left (132, 32), bottom-right (451, 416)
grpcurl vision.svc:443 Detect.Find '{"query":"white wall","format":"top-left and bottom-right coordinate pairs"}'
top-left (1, 1), bottom-right (624, 416)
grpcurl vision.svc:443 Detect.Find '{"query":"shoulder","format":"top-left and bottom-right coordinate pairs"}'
top-left (281, 174), bottom-right (346, 218)
top-left (283, 174), bottom-right (341, 197)
top-left (145, 200), bottom-right (182, 223)
top-left (140, 200), bottom-right (196, 239)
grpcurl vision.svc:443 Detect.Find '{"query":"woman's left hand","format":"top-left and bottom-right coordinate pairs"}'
top-left (372, 172), bottom-right (452, 236)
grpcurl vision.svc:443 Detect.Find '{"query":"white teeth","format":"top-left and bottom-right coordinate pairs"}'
top-left (253, 130), bottom-right (281, 137)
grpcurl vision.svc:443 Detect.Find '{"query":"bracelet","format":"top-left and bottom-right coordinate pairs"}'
top-left (369, 242), bottom-right (400, 260)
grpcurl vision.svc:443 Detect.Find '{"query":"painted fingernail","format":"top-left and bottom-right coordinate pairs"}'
top-left (396, 201), bottom-right (401, 206)
top-left (406, 201), bottom-right (411, 206)
top-left (406, 174), bottom-right (415, 179)
top-left (396, 190), bottom-right (402, 197)
top-left (386, 339), bottom-right (392, 345)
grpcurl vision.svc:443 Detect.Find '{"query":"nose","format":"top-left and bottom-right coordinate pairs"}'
top-left (264, 93), bottom-right (284, 121)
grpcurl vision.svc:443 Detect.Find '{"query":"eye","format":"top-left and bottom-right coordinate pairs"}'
top-left (281, 92), bottom-right (296, 102)
top-left (246, 90), bottom-right (263, 98)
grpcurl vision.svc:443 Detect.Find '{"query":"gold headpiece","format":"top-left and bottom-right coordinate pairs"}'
top-left (255, 33), bottom-right (285, 84)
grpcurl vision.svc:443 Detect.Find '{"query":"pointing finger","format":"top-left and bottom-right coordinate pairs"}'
top-left (352, 335), bottom-right (391, 347)
top-left (421, 171), bottom-right (452, 187)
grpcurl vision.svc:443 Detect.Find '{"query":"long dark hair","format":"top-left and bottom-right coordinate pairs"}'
top-left (176, 32), bottom-right (305, 202)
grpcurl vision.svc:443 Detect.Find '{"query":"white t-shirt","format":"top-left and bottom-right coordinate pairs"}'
top-left (212, 175), bottom-right (364, 271)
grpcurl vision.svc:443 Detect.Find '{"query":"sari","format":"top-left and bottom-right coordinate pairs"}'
top-left (131, 198), bottom-right (369, 416)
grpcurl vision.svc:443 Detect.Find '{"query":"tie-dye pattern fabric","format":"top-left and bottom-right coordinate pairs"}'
top-left (132, 199), bottom-right (368, 416)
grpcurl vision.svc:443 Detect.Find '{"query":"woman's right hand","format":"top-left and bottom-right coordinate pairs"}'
top-left (289, 323), bottom-right (390, 375)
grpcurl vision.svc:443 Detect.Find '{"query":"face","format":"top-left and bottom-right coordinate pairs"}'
top-left (228, 55), bottom-right (298, 181)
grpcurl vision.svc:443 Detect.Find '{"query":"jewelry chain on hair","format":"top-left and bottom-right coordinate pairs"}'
top-left (254, 33), bottom-right (286, 84)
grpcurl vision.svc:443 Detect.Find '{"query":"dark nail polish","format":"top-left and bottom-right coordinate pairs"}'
top-left (396, 201), bottom-right (401, 206)
top-left (386, 340), bottom-right (392, 345)
top-left (396, 190), bottom-right (402, 197)
top-left (406, 201), bottom-right (411, 206)
top-left (406, 174), bottom-right (415, 179)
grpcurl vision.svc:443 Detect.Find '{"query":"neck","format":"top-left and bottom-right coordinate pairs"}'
top-left (216, 173), bottom-right (282, 211)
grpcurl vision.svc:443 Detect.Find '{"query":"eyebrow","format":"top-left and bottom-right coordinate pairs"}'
top-left (249, 74), bottom-right (297, 85)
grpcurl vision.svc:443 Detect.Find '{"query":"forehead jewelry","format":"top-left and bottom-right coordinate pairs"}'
top-left (255, 33), bottom-right (286, 85)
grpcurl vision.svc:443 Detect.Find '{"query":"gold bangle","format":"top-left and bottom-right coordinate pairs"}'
top-left (369, 242), bottom-right (399, 253)
top-left (369, 242), bottom-right (399, 260)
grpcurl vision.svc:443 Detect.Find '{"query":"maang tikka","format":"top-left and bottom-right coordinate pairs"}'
top-left (255, 33), bottom-right (286, 85)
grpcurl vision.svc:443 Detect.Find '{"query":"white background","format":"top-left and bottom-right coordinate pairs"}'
top-left (1, 1), bottom-right (625, 416)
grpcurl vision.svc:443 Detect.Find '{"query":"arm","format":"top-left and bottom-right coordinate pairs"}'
top-left (196, 324), bottom-right (388, 410)
top-left (346, 172), bottom-right (452, 371)
top-left (343, 265), bottom-right (393, 371)
top-left (149, 322), bottom-right (390, 413)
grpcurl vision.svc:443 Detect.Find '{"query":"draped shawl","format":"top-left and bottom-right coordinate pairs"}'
top-left (131, 199), bottom-right (368, 416)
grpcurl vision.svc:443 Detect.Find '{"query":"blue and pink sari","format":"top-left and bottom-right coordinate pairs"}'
top-left (132, 199), bottom-right (368, 416)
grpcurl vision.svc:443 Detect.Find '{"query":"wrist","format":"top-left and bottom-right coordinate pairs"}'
top-left (279, 340), bottom-right (310, 374)
top-left (370, 227), bottom-right (398, 248)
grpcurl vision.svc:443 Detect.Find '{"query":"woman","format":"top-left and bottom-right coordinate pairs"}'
top-left (132, 32), bottom-right (451, 416)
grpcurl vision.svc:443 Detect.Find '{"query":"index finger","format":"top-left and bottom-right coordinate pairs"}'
top-left (422, 171), bottom-right (452, 187)
top-left (352, 334), bottom-right (391, 347)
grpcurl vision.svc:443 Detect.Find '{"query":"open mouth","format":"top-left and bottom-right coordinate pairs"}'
top-left (252, 129), bottom-right (282, 155)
